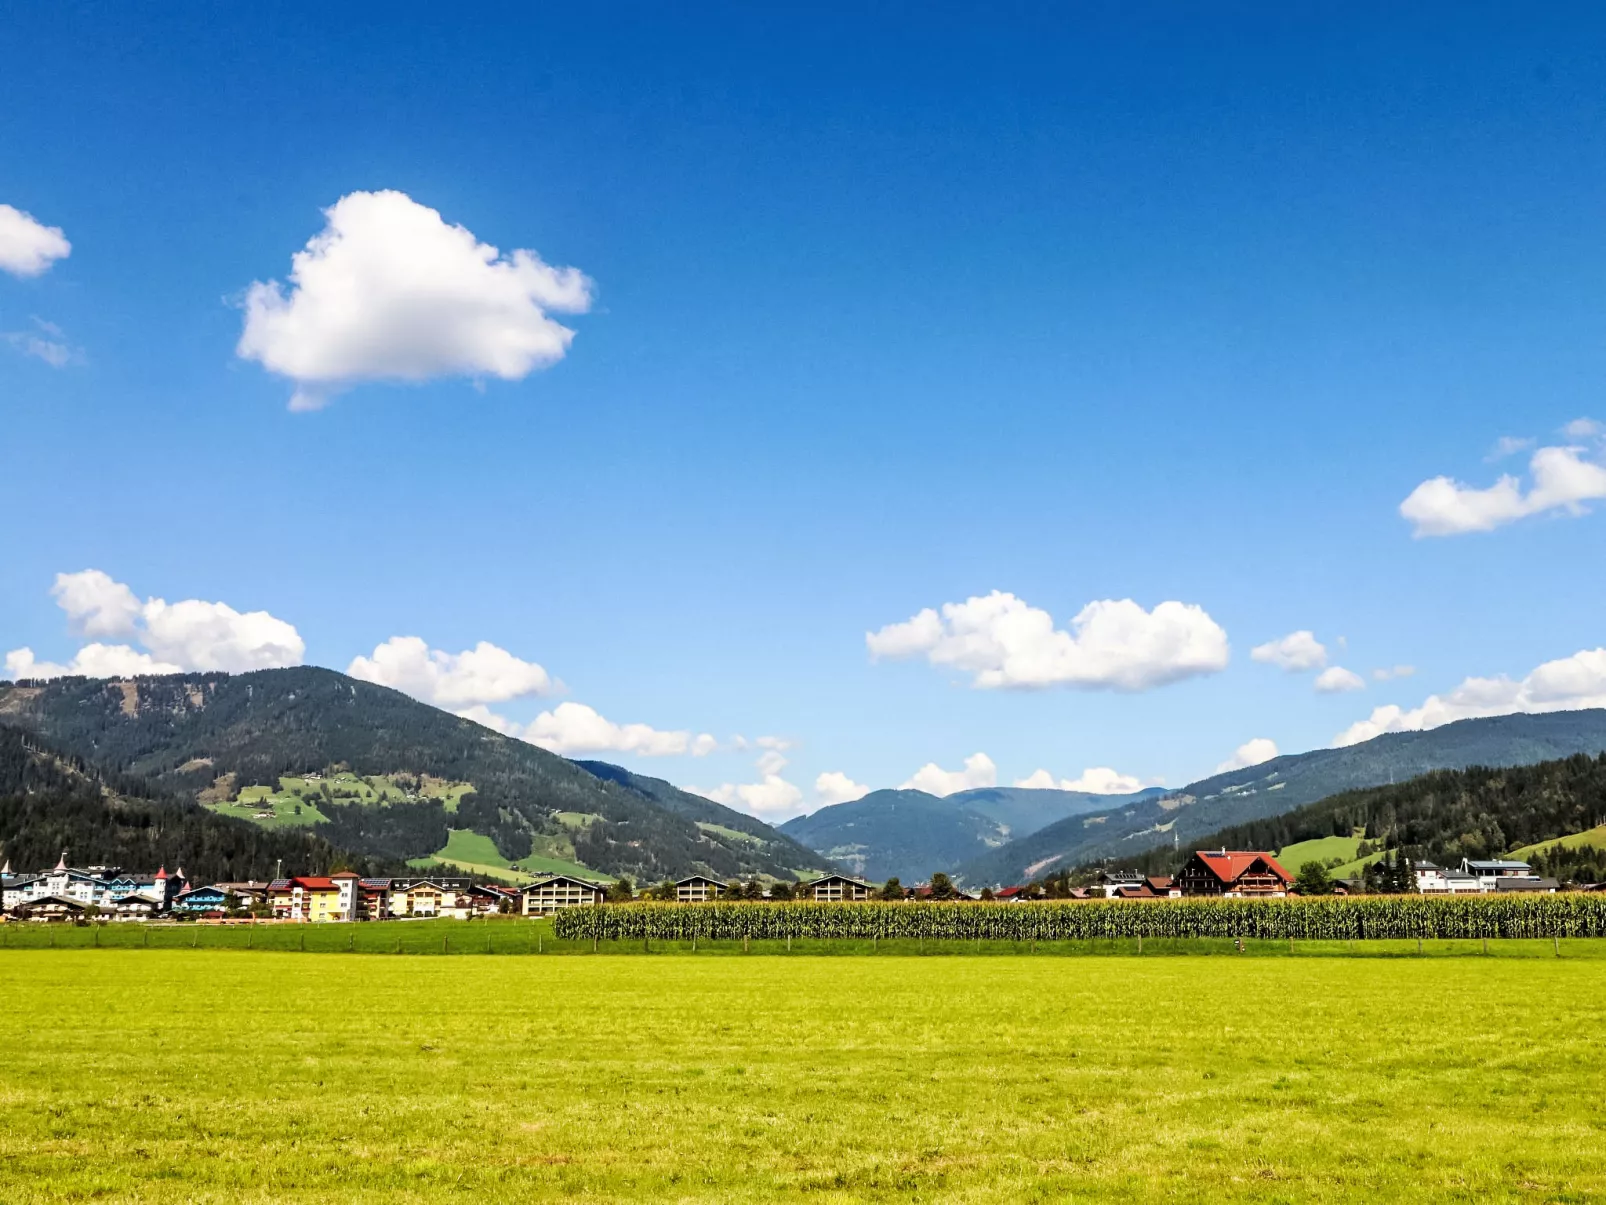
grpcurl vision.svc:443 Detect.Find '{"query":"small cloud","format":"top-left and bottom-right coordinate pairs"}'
top-left (1249, 630), bottom-right (1328, 672)
top-left (1562, 417), bottom-right (1603, 440)
top-left (1371, 665), bottom-right (1416, 682)
top-left (1216, 738), bottom-right (1279, 774)
top-left (1487, 435), bottom-right (1536, 462)
top-left (1014, 766), bottom-right (1144, 794)
top-left (348, 635), bottom-right (554, 709)
top-left (0, 204), bottom-right (71, 277)
top-left (814, 771), bottom-right (869, 806)
top-left (4, 318), bottom-right (76, 367)
top-left (1313, 665), bottom-right (1366, 693)
top-left (688, 751), bottom-right (806, 817)
top-left (900, 752), bottom-right (997, 796)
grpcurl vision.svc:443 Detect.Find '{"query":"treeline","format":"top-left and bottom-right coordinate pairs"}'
top-left (1101, 753), bottom-right (1606, 884)
top-left (0, 726), bottom-right (396, 881)
top-left (0, 669), bottom-right (819, 882)
top-left (553, 896), bottom-right (1606, 942)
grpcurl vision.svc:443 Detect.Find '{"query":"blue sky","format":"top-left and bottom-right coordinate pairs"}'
top-left (5, 2), bottom-right (1606, 817)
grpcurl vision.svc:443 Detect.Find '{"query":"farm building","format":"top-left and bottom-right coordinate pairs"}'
top-left (521, 875), bottom-right (606, 916)
top-left (676, 875), bottom-right (723, 902)
top-left (1413, 862), bottom-right (1482, 894)
top-left (1174, 850), bottom-right (1293, 897)
top-left (803, 874), bottom-right (876, 902)
top-left (12, 895), bottom-right (88, 922)
top-left (1462, 859), bottom-right (1535, 887)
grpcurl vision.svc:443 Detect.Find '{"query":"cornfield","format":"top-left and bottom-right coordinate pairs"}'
top-left (552, 896), bottom-right (1606, 942)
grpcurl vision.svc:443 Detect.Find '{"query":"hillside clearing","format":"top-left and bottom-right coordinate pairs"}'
top-left (1, 950), bottom-right (1602, 1203)
top-left (1513, 823), bottom-right (1606, 859)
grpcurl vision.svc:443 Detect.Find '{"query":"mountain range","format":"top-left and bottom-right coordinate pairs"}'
top-left (779, 784), bottom-right (1165, 883)
top-left (0, 668), bottom-right (826, 883)
top-left (951, 710), bottom-right (1606, 885)
top-left (1103, 749), bottom-right (1606, 887)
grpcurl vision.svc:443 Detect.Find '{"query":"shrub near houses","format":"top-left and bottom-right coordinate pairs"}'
top-left (552, 895), bottom-right (1606, 943)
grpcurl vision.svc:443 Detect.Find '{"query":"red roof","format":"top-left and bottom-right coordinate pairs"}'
top-left (1193, 851), bottom-right (1292, 884)
top-left (994, 886), bottom-right (1026, 898)
top-left (278, 876), bottom-right (337, 890)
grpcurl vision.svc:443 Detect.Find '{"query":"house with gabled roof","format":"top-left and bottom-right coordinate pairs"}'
top-left (14, 894), bottom-right (88, 922)
top-left (521, 875), bottom-right (606, 916)
top-left (1175, 850), bottom-right (1293, 897)
top-left (803, 874), bottom-right (876, 902)
top-left (676, 875), bottom-right (724, 903)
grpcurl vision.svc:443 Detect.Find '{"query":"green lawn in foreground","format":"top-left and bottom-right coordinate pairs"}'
top-left (1, 948), bottom-right (1603, 1203)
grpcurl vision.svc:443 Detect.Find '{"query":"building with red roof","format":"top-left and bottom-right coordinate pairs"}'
top-left (269, 872), bottom-right (361, 922)
top-left (1175, 850), bottom-right (1292, 897)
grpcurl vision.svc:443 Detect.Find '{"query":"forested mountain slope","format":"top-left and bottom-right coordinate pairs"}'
top-left (1101, 752), bottom-right (1606, 885)
top-left (0, 726), bottom-right (391, 881)
top-left (0, 669), bottom-right (820, 883)
top-left (780, 783), bottom-right (1164, 883)
top-left (957, 710), bottom-right (1606, 885)
top-left (572, 760), bottom-right (830, 878)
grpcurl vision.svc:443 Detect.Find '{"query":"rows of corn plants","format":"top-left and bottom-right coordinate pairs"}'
top-left (553, 895), bottom-right (1606, 942)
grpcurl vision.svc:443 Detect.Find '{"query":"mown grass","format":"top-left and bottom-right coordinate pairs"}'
top-left (1, 947), bottom-right (1603, 1203)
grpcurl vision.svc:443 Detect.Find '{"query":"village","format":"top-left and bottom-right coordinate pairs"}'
top-left (0, 848), bottom-right (1565, 923)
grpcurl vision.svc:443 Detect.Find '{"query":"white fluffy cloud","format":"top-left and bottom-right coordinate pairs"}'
top-left (1216, 738), bottom-right (1279, 773)
top-left (513, 701), bottom-right (716, 758)
top-left (1014, 766), bottom-right (1144, 794)
top-left (3, 571), bottom-right (304, 681)
top-left (348, 636), bottom-right (553, 708)
top-left (1314, 665), bottom-right (1366, 693)
top-left (868, 591), bottom-right (1229, 691)
top-left (1250, 630), bottom-right (1328, 672)
top-left (52, 570), bottom-right (142, 638)
top-left (5, 644), bottom-right (181, 681)
top-left (1400, 444), bottom-right (1606, 536)
top-left (0, 204), bottom-right (70, 277)
top-left (237, 190), bottom-right (593, 411)
top-left (1334, 647), bottom-right (1606, 746)
top-left (689, 750), bottom-right (806, 817)
top-left (814, 770), bottom-right (870, 806)
top-left (901, 752), bottom-right (997, 797)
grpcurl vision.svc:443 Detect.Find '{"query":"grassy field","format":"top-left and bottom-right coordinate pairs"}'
top-left (204, 771), bottom-right (474, 830)
top-left (1513, 823), bottom-right (1606, 859)
top-left (406, 828), bottom-right (601, 883)
top-left (1, 947), bottom-right (1603, 1203)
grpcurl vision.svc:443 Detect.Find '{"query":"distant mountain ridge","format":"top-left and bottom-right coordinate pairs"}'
top-left (1102, 750), bottom-right (1606, 886)
top-left (955, 710), bottom-right (1606, 886)
top-left (780, 783), bottom-right (1161, 882)
top-left (0, 668), bottom-right (823, 883)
